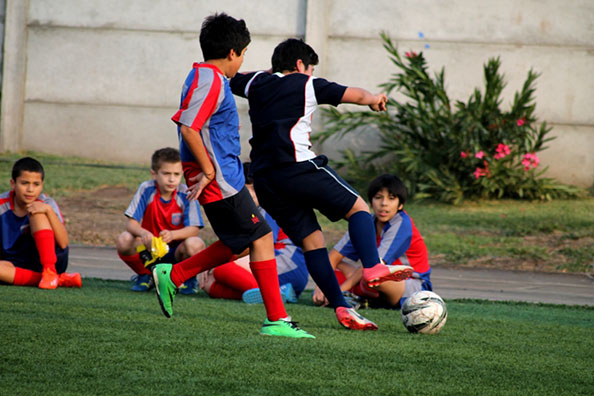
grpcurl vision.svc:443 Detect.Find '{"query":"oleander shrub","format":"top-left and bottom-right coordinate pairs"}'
top-left (317, 33), bottom-right (582, 204)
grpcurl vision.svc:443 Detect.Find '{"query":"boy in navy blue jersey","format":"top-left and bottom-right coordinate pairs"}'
top-left (231, 38), bottom-right (413, 330)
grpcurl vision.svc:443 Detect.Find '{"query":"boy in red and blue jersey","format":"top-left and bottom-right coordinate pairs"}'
top-left (152, 13), bottom-right (313, 338)
top-left (0, 157), bottom-right (81, 289)
top-left (230, 38), bottom-right (413, 330)
top-left (313, 174), bottom-right (432, 309)
top-left (116, 148), bottom-right (205, 293)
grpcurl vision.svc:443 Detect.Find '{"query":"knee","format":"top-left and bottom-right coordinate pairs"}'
top-left (346, 197), bottom-right (370, 218)
top-left (302, 230), bottom-right (325, 252)
top-left (116, 231), bottom-right (135, 252)
top-left (183, 237), bottom-right (206, 256)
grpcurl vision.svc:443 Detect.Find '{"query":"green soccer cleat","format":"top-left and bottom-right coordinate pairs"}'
top-left (152, 263), bottom-right (177, 318)
top-left (260, 318), bottom-right (315, 339)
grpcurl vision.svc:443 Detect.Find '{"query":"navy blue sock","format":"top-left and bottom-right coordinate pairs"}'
top-left (348, 211), bottom-right (380, 269)
top-left (304, 248), bottom-right (349, 309)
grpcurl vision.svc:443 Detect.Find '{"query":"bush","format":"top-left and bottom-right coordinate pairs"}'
top-left (316, 33), bottom-right (582, 204)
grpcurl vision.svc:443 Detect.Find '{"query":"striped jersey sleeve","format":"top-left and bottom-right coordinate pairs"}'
top-left (124, 181), bottom-right (156, 222)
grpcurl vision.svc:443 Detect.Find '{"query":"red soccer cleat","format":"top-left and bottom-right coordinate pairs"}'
top-left (38, 268), bottom-right (59, 289)
top-left (363, 263), bottom-right (413, 288)
top-left (58, 272), bottom-right (82, 288)
top-left (336, 306), bottom-right (378, 330)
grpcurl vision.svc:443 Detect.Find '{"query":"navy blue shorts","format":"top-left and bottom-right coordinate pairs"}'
top-left (254, 155), bottom-right (359, 246)
top-left (7, 241), bottom-right (69, 274)
top-left (203, 186), bottom-right (271, 254)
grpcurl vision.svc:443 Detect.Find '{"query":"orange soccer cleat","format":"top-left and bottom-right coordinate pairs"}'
top-left (38, 268), bottom-right (59, 289)
top-left (363, 263), bottom-right (414, 288)
top-left (58, 272), bottom-right (83, 288)
top-left (336, 306), bottom-right (378, 331)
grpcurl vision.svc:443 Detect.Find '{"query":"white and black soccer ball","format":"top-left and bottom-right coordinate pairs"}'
top-left (401, 290), bottom-right (447, 334)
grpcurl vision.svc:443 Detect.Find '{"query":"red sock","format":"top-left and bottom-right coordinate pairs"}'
top-left (250, 259), bottom-right (287, 321)
top-left (118, 252), bottom-right (151, 275)
top-left (32, 229), bottom-right (57, 272)
top-left (170, 240), bottom-right (234, 287)
top-left (207, 282), bottom-right (243, 300)
top-left (213, 262), bottom-right (258, 292)
top-left (13, 267), bottom-right (42, 286)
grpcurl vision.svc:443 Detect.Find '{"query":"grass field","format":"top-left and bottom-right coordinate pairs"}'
top-left (1, 152), bottom-right (594, 394)
top-left (1, 279), bottom-right (593, 396)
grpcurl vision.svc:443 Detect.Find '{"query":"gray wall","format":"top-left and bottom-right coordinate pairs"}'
top-left (1, 0), bottom-right (593, 187)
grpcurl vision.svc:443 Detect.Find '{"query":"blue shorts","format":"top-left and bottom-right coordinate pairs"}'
top-left (6, 242), bottom-right (69, 274)
top-left (254, 155), bottom-right (359, 246)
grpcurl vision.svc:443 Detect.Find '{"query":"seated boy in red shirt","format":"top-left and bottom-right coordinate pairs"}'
top-left (116, 147), bottom-right (205, 293)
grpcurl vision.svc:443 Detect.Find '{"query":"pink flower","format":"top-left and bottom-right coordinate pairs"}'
top-left (522, 152), bottom-right (540, 170)
top-left (405, 51), bottom-right (417, 58)
top-left (475, 151), bottom-right (485, 159)
top-left (473, 167), bottom-right (489, 179)
top-left (460, 151), bottom-right (468, 158)
top-left (516, 118), bottom-right (525, 127)
top-left (494, 143), bottom-right (511, 160)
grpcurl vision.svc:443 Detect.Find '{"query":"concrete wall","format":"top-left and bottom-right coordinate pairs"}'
top-left (1, 0), bottom-right (592, 187)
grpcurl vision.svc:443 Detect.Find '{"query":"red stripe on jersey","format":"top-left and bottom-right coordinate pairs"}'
top-left (192, 73), bottom-right (222, 132)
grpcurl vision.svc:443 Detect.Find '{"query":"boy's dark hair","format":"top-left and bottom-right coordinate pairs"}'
top-left (200, 13), bottom-right (251, 61)
top-left (151, 147), bottom-right (181, 171)
top-left (243, 162), bottom-right (253, 184)
top-left (12, 157), bottom-right (44, 181)
top-left (271, 38), bottom-right (319, 73)
top-left (367, 174), bottom-right (407, 207)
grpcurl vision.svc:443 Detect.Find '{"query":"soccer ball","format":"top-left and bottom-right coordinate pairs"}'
top-left (401, 291), bottom-right (447, 334)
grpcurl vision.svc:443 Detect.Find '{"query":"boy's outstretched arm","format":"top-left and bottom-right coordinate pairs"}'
top-left (341, 87), bottom-right (387, 112)
top-left (180, 124), bottom-right (215, 200)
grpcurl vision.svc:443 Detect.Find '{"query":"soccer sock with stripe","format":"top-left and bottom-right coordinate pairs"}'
top-left (213, 262), bottom-right (258, 292)
top-left (32, 229), bottom-right (57, 273)
top-left (118, 252), bottom-right (151, 275)
top-left (250, 259), bottom-right (287, 321)
top-left (304, 248), bottom-right (349, 309)
top-left (170, 240), bottom-right (234, 287)
top-left (13, 267), bottom-right (42, 286)
top-left (348, 211), bottom-right (381, 268)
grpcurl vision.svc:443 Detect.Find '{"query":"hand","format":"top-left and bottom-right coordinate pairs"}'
top-left (186, 172), bottom-right (214, 201)
top-left (312, 286), bottom-right (329, 307)
top-left (159, 230), bottom-right (173, 244)
top-left (368, 93), bottom-right (387, 112)
top-left (26, 201), bottom-right (49, 216)
top-left (140, 231), bottom-right (154, 248)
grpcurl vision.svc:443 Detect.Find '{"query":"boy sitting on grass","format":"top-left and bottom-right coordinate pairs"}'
top-left (0, 157), bottom-right (81, 289)
top-left (116, 147), bottom-right (205, 293)
top-left (313, 174), bottom-right (432, 309)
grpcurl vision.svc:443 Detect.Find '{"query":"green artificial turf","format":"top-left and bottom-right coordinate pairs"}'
top-left (1, 279), bottom-right (593, 396)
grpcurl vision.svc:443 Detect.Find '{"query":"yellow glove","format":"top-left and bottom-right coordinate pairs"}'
top-left (137, 236), bottom-right (170, 267)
